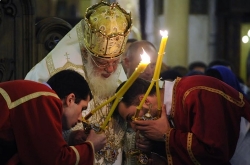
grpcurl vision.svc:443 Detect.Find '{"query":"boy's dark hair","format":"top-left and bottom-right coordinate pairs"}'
top-left (47, 70), bottom-right (92, 104)
top-left (117, 78), bottom-right (156, 107)
top-left (113, 78), bottom-right (156, 122)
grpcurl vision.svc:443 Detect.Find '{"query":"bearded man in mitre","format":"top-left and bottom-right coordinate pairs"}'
top-left (25, 1), bottom-right (132, 164)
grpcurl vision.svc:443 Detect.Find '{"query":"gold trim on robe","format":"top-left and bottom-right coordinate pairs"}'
top-left (0, 88), bottom-right (59, 109)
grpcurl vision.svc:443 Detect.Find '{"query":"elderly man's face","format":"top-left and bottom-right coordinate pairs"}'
top-left (90, 55), bottom-right (120, 78)
top-left (85, 54), bottom-right (121, 97)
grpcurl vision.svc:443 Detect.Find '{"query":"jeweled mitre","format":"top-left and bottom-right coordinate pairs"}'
top-left (82, 1), bottom-right (132, 59)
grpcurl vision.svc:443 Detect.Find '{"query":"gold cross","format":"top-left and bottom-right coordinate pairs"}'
top-left (64, 52), bottom-right (70, 61)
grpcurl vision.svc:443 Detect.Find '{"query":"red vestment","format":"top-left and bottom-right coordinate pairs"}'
top-left (166, 75), bottom-right (250, 165)
top-left (0, 80), bottom-right (94, 165)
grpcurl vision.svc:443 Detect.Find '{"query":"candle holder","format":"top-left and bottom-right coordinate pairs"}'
top-left (82, 120), bottom-right (102, 134)
top-left (127, 119), bottom-right (156, 164)
top-left (133, 104), bottom-right (159, 121)
top-left (128, 106), bottom-right (159, 165)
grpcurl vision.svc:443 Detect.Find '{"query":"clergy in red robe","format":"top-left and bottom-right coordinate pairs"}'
top-left (116, 76), bottom-right (250, 165)
top-left (0, 70), bottom-right (106, 165)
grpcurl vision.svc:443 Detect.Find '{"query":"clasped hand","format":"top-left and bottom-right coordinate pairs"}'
top-left (68, 129), bottom-right (107, 152)
top-left (133, 105), bottom-right (171, 141)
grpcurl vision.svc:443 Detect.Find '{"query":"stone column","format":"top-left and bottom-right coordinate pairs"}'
top-left (163, 0), bottom-right (189, 67)
top-left (116, 0), bottom-right (141, 40)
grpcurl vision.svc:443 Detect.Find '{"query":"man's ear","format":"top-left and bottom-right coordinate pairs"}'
top-left (65, 93), bottom-right (75, 106)
top-left (138, 95), bottom-right (144, 102)
top-left (138, 95), bottom-right (150, 105)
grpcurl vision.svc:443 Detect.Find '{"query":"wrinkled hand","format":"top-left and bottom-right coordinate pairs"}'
top-left (68, 130), bottom-right (88, 146)
top-left (86, 129), bottom-right (107, 152)
top-left (135, 131), bottom-right (153, 153)
top-left (133, 105), bottom-right (170, 141)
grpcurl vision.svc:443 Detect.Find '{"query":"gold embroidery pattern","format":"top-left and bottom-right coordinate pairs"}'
top-left (46, 54), bottom-right (55, 75)
top-left (170, 77), bottom-right (181, 117)
top-left (46, 54), bottom-right (85, 77)
top-left (187, 133), bottom-right (200, 165)
top-left (166, 128), bottom-right (173, 165)
top-left (79, 76), bottom-right (124, 164)
top-left (45, 23), bottom-right (85, 77)
top-left (77, 63), bottom-right (124, 164)
top-left (70, 146), bottom-right (80, 165)
top-left (77, 21), bottom-right (86, 59)
top-left (124, 129), bottom-right (138, 165)
top-left (0, 88), bottom-right (59, 109)
top-left (183, 86), bottom-right (245, 108)
top-left (94, 113), bottom-right (125, 164)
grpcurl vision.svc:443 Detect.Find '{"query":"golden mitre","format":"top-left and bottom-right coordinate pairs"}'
top-left (82, 1), bottom-right (132, 59)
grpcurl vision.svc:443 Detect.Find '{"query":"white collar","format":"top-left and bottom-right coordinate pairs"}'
top-left (163, 80), bottom-right (175, 115)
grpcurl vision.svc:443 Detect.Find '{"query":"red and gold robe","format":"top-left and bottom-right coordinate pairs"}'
top-left (0, 80), bottom-right (94, 165)
top-left (166, 75), bottom-right (250, 165)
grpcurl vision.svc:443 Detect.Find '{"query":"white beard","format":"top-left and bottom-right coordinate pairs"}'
top-left (85, 56), bottom-right (120, 99)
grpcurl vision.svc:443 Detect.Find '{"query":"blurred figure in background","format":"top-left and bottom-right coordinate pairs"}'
top-left (160, 69), bottom-right (181, 81)
top-left (123, 40), bottom-right (158, 81)
top-left (121, 38), bottom-right (138, 74)
top-left (186, 61), bottom-right (207, 76)
top-left (188, 61), bottom-right (207, 73)
top-left (160, 62), bottom-right (171, 74)
top-left (208, 59), bottom-right (233, 70)
top-left (171, 65), bottom-right (189, 77)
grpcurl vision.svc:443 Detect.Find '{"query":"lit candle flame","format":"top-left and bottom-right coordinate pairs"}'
top-left (140, 48), bottom-right (151, 64)
top-left (160, 30), bottom-right (168, 37)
